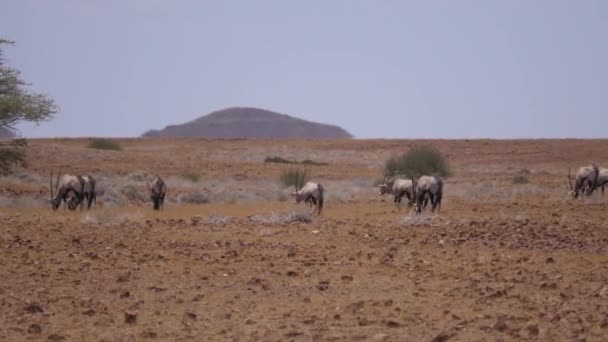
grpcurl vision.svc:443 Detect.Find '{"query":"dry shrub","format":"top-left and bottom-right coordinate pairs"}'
top-left (87, 138), bottom-right (122, 151)
top-left (182, 172), bottom-right (200, 182)
top-left (120, 184), bottom-right (146, 202)
top-left (179, 192), bottom-right (209, 204)
top-left (512, 175), bottom-right (529, 184)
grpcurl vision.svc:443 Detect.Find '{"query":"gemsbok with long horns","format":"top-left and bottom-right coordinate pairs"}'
top-left (567, 163), bottom-right (599, 198)
top-left (412, 175), bottom-right (443, 214)
top-left (146, 176), bottom-right (167, 210)
top-left (291, 170), bottom-right (324, 215)
top-left (49, 169), bottom-right (85, 211)
top-left (581, 166), bottom-right (608, 196)
top-left (81, 175), bottom-right (97, 209)
top-left (378, 175), bottom-right (414, 208)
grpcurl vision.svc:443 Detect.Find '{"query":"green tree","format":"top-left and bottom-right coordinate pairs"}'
top-left (0, 39), bottom-right (57, 174)
top-left (384, 145), bottom-right (451, 179)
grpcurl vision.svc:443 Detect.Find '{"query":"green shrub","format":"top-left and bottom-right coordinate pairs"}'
top-left (384, 145), bottom-right (451, 178)
top-left (88, 138), bottom-right (122, 151)
top-left (280, 169), bottom-right (310, 188)
top-left (512, 175), bottom-right (529, 184)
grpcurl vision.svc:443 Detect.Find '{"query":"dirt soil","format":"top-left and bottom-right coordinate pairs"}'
top-left (1, 138), bottom-right (608, 341)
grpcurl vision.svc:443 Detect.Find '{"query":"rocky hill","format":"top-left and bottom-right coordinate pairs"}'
top-left (142, 107), bottom-right (352, 139)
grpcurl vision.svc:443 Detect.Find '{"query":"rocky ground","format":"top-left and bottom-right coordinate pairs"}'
top-left (0, 139), bottom-right (607, 341)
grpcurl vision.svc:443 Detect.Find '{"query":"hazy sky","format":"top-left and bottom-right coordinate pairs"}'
top-left (2, 1), bottom-right (607, 139)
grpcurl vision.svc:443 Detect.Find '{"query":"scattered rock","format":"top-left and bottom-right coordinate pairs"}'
top-left (47, 334), bottom-right (66, 341)
top-left (317, 281), bottom-right (330, 291)
top-left (494, 316), bottom-right (508, 332)
top-left (141, 330), bottom-right (158, 339)
top-left (24, 303), bottom-right (43, 314)
top-left (431, 332), bottom-right (452, 342)
top-left (28, 324), bottom-right (42, 334)
top-left (373, 333), bottom-right (389, 341)
top-left (385, 320), bottom-right (402, 328)
top-left (82, 309), bottom-right (96, 316)
top-left (124, 312), bottom-right (137, 325)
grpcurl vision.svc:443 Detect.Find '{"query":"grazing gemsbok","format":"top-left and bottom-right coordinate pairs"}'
top-left (567, 163), bottom-right (599, 198)
top-left (412, 175), bottom-right (443, 213)
top-left (81, 175), bottom-right (97, 209)
top-left (378, 175), bottom-right (414, 208)
top-left (146, 176), bottom-right (167, 210)
top-left (582, 166), bottom-right (608, 196)
top-left (291, 170), bottom-right (324, 215)
top-left (49, 169), bottom-right (85, 211)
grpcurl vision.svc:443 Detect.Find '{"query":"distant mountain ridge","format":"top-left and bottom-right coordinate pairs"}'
top-left (142, 107), bottom-right (352, 139)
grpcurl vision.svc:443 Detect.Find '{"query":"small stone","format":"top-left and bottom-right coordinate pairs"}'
top-left (125, 312), bottom-right (137, 325)
top-left (431, 332), bottom-right (451, 342)
top-left (526, 323), bottom-right (539, 336)
top-left (373, 333), bottom-right (389, 341)
top-left (28, 324), bottom-right (42, 334)
top-left (24, 303), bottom-right (43, 314)
top-left (317, 281), bottom-right (330, 291)
top-left (494, 316), bottom-right (508, 332)
top-left (82, 309), bottom-right (96, 316)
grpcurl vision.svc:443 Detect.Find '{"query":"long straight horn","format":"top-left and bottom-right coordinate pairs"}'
top-left (302, 169), bottom-right (308, 188)
top-left (295, 169), bottom-right (301, 191)
top-left (49, 169), bottom-right (54, 198)
top-left (55, 167), bottom-right (62, 194)
top-left (145, 177), bottom-right (151, 192)
top-left (411, 175), bottom-right (417, 199)
top-left (567, 168), bottom-right (573, 191)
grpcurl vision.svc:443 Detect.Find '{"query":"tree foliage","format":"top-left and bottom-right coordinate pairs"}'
top-left (384, 145), bottom-right (451, 179)
top-left (0, 39), bottom-right (57, 174)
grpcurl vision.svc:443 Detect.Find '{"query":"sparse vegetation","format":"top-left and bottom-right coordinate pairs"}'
top-left (384, 145), bottom-right (451, 178)
top-left (88, 138), bottom-right (123, 151)
top-left (519, 168), bottom-right (531, 175)
top-left (512, 175), bottom-right (529, 184)
top-left (120, 184), bottom-right (145, 201)
top-left (179, 192), bottom-right (209, 204)
top-left (300, 159), bottom-right (329, 166)
top-left (265, 156), bottom-right (328, 166)
top-left (182, 172), bottom-right (201, 182)
top-left (265, 156), bottom-right (292, 164)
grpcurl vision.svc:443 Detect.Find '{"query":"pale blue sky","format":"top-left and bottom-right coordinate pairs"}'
top-left (2, 0), bottom-right (607, 138)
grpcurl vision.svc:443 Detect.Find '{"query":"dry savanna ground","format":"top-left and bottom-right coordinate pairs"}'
top-left (1, 138), bottom-right (608, 341)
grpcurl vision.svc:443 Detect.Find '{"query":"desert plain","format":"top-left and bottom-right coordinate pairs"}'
top-left (1, 138), bottom-right (607, 341)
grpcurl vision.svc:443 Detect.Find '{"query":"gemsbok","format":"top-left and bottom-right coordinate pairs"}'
top-left (49, 169), bottom-right (85, 211)
top-left (413, 175), bottom-right (443, 214)
top-left (291, 170), bottom-right (324, 215)
top-left (378, 175), bottom-right (414, 208)
top-left (146, 176), bottom-right (167, 210)
top-left (567, 163), bottom-right (599, 198)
